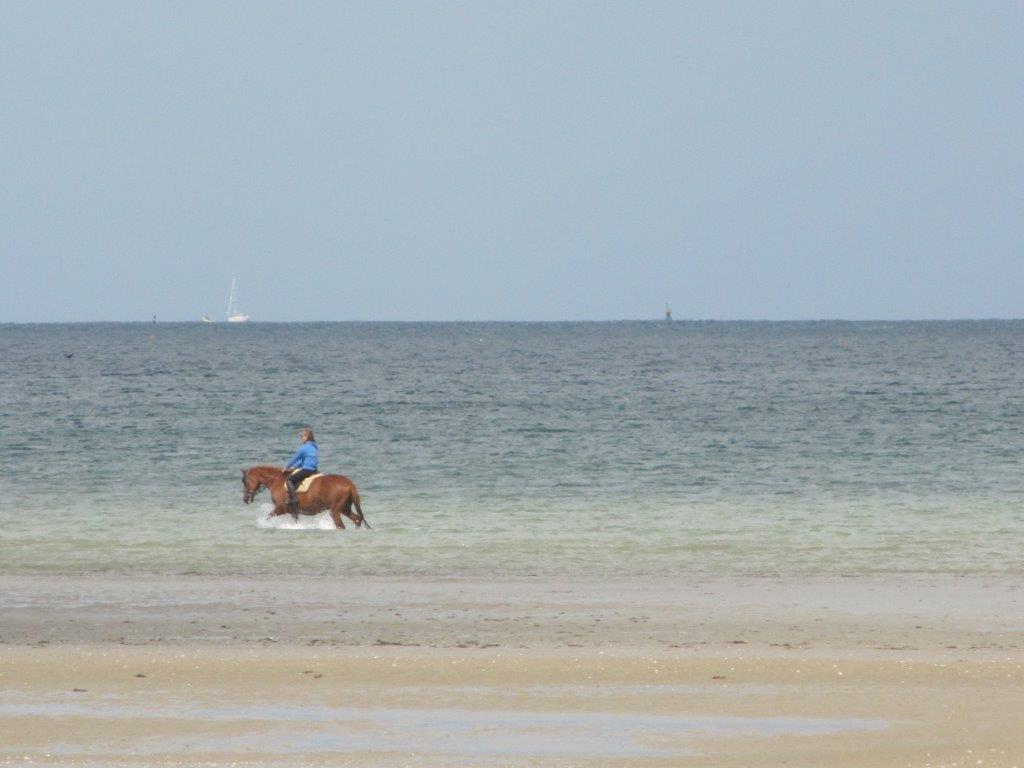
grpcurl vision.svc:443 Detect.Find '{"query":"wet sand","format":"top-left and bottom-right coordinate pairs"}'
top-left (2, 574), bottom-right (1023, 766)
top-left (4, 574), bottom-right (1023, 653)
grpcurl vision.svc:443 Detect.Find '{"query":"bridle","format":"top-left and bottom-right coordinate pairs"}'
top-left (242, 471), bottom-right (266, 505)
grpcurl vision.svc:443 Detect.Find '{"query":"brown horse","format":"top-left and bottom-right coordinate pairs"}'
top-left (241, 465), bottom-right (370, 529)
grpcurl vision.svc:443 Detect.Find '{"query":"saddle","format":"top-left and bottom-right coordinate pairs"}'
top-left (294, 473), bottom-right (323, 494)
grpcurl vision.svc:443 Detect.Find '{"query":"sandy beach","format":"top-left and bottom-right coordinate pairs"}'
top-left (2, 574), bottom-right (1022, 766)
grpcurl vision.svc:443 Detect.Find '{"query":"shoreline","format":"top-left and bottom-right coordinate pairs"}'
top-left (3, 572), bottom-right (1022, 654)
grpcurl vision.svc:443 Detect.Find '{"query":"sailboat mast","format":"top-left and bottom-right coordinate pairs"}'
top-left (226, 275), bottom-right (250, 322)
top-left (228, 277), bottom-right (237, 318)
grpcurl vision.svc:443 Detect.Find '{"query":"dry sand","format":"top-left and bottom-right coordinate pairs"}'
top-left (2, 574), bottom-right (1023, 766)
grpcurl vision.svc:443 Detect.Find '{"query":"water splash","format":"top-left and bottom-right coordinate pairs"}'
top-left (255, 504), bottom-right (339, 531)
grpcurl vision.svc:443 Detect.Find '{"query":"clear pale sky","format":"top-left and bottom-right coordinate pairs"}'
top-left (2, 2), bottom-right (1022, 322)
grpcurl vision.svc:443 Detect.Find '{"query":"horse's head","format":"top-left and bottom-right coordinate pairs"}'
top-left (241, 469), bottom-right (261, 504)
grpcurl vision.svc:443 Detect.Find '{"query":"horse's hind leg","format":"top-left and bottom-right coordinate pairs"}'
top-left (329, 504), bottom-right (346, 529)
top-left (340, 498), bottom-right (362, 528)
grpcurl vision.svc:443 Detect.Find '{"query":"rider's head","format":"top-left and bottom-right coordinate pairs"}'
top-left (300, 428), bottom-right (315, 443)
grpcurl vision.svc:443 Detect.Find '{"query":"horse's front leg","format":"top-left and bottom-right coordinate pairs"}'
top-left (268, 488), bottom-right (293, 521)
top-left (276, 499), bottom-right (298, 522)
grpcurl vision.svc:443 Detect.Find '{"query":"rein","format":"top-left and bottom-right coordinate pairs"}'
top-left (244, 467), bottom-right (285, 504)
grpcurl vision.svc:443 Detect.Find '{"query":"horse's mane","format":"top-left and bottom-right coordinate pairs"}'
top-left (246, 464), bottom-right (285, 481)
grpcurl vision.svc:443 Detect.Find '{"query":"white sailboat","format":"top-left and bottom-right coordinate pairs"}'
top-left (227, 277), bottom-right (250, 323)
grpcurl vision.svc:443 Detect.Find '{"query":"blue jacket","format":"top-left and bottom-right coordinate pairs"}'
top-left (286, 441), bottom-right (318, 471)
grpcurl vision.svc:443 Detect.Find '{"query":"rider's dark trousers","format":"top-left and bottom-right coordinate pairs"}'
top-left (287, 468), bottom-right (317, 496)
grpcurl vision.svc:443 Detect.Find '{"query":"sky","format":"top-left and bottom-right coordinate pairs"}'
top-left (2, 1), bottom-right (1022, 322)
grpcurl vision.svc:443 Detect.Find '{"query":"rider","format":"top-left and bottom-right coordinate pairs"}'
top-left (284, 428), bottom-right (319, 508)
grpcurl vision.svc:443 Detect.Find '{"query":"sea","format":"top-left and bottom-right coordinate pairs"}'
top-left (2, 321), bottom-right (1022, 579)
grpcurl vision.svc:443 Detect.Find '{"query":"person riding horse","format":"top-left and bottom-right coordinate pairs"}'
top-left (285, 428), bottom-right (318, 511)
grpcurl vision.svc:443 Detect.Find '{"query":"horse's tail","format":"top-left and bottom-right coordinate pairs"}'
top-left (353, 488), bottom-right (371, 530)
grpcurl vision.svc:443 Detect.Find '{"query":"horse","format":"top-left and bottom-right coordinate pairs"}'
top-left (241, 465), bottom-right (370, 529)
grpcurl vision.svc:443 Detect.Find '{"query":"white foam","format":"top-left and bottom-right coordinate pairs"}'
top-left (255, 503), bottom-right (339, 531)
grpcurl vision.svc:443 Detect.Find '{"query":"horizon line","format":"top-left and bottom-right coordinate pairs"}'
top-left (3, 317), bottom-right (1024, 325)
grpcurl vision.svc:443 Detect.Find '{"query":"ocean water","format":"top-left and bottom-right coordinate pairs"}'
top-left (1, 321), bottom-right (1022, 578)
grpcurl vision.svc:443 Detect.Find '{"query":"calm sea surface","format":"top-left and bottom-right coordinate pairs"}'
top-left (2, 321), bottom-right (1022, 578)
